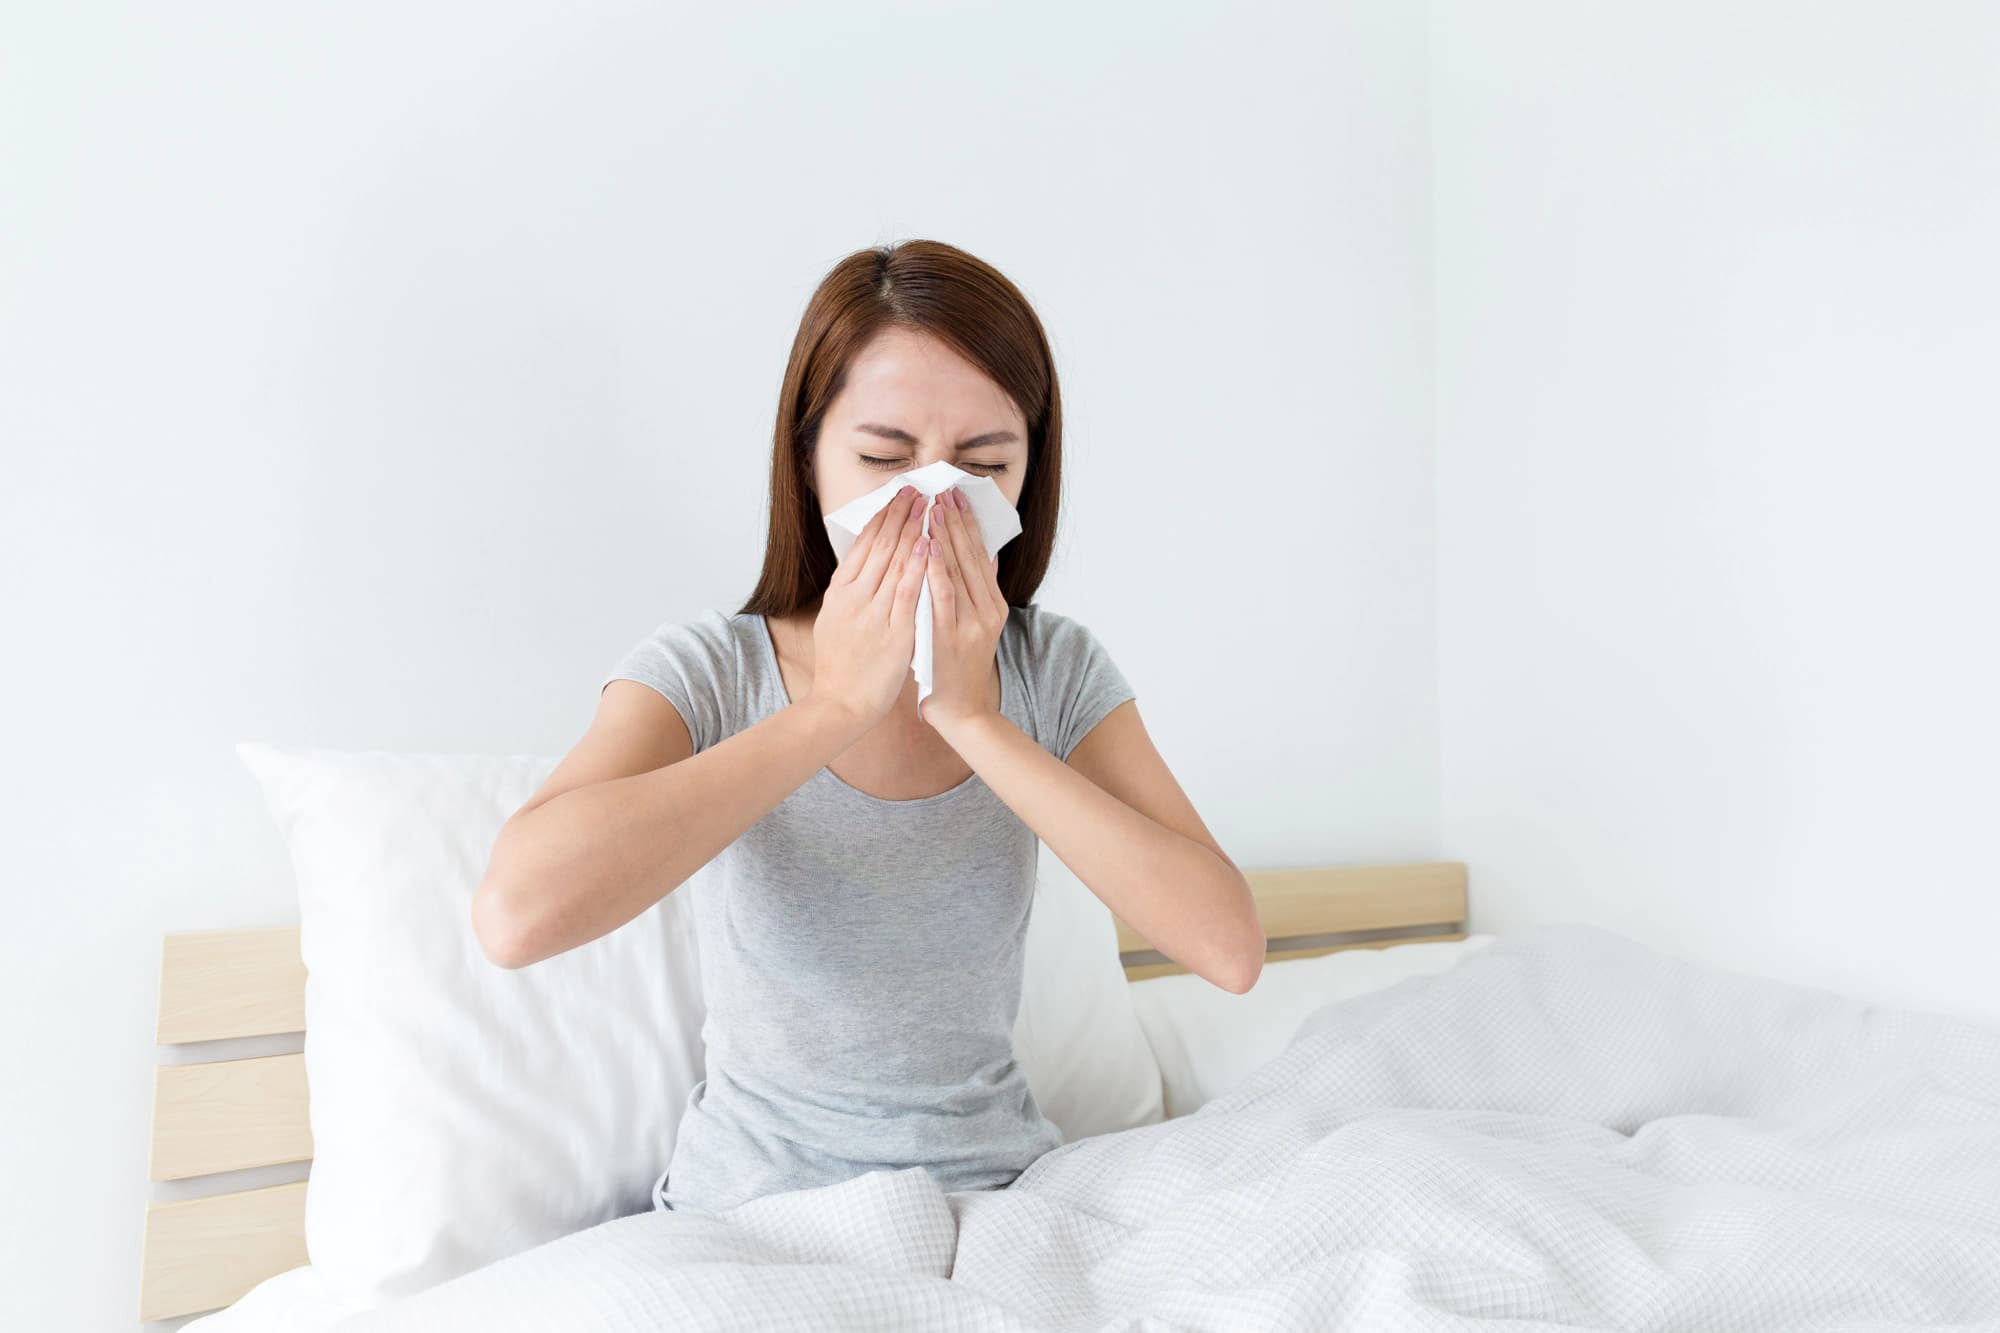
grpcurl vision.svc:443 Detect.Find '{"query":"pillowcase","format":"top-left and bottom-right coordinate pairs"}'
top-left (1012, 844), bottom-right (1165, 1141)
top-left (1129, 934), bottom-right (1496, 1118)
top-left (235, 743), bottom-right (708, 1309)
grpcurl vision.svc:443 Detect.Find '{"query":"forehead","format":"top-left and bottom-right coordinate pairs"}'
top-left (832, 326), bottom-right (1024, 430)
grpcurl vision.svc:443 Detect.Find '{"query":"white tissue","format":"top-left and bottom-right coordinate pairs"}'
top-left (821, 459), bottom-right (1024, 710)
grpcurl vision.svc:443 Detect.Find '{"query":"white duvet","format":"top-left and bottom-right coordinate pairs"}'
top-left (321, 922), bottom-right (2000, 1331)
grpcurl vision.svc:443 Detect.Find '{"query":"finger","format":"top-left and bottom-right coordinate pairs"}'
top-left (890, 528), bottom-right (928, 628)
top-left (858, 488), bottom-right (925, 600)
top-left (830, 488), bottom-right (892, 583)
top-left (832, 486), bottom-right (912, 586)
top-left (931, 491), bottom-right (977, 625)
top-left (947, 490), bottom-right (1004, 617)
top-left (926, 517), bottom-right (958, 625)
top-left (894, 493), bottom-right (945, 607)
top-left (935, 491), bottom-right (974, 600)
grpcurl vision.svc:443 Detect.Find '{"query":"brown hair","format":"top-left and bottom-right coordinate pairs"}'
top-left (736, 239), bottom-right (1063, 618)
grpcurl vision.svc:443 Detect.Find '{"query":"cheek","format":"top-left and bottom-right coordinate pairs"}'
top-left (816, 459), bottom-right (880, 514)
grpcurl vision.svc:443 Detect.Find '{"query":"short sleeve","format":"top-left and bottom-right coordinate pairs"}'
top-left (599, 610), bottom-right (737, 754)
top-left (1029, 608), bottom-right (1137, 762)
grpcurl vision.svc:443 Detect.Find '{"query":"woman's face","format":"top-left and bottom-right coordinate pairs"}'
top-left (812, 325), bottom-right (1030, 516)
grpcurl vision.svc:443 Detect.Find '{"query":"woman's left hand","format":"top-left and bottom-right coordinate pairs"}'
top-left (918, 486), bottom-right (1006, 733)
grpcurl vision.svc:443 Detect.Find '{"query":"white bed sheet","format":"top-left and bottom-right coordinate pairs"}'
top-left (1129, 933), bottom-right (1496, 1118)
top-left (191, 922), bottom-right (2000, 1330)
top-left (180, 938), bottom-right (1460, 1330)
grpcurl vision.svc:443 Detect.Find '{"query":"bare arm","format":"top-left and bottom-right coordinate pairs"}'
top-left (478, 481), bottom-right (935, 968)
top-left (471, 681), bottom-right (868, 969)
top-left (931, 701), bottom-right (1264, 994)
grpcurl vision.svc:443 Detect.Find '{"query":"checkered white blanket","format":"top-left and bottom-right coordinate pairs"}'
top-left (330, 922), bottom-right (2000, 1331)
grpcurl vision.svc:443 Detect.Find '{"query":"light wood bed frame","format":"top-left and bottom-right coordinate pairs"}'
top-left (140, 860), bottom-right (1468, 1322)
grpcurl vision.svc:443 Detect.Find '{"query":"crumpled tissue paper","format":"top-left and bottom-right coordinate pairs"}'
top-left (821, 459), bottom-right (1022, 711)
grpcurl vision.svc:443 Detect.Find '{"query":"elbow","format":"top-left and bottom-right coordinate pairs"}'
top-left (1239, 949), bottom-right (1267, 993)
top-left (1217, 948), bottom-right (1264, 995)
top-left (472, 815), bottom-right (550, 970)
top-left (1208, 908), bottom-right (1256, 992)
top-left (1209, 929), bottom-right (1265, 994)
top-left (471, 873), bottom-right (538, 970)
top-left (1214, 880), bottom-right (1265, 994)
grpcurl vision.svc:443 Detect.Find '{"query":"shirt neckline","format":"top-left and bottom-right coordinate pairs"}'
top-left (751, 611), bottom-right (1004, 809)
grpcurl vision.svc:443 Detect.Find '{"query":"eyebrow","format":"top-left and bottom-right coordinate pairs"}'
top-left (853, 422), bottom-right (1020, 450)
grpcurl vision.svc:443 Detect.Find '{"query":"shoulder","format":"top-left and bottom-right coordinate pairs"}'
top-left (600, 609), bottom-right (748, 752)
top-left (1006, 601), bottom-right (1108, 662)
top-left (1005, 603), bottom-right (1137, 761)
top-left (609, 608), bottom-right (745, 679)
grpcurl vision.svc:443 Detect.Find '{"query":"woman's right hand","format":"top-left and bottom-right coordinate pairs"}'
top-left (805, 484), bottom-right (933, 730)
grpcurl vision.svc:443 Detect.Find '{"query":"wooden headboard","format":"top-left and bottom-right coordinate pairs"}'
top-left (139, 859), bottom-right (1468, 1321)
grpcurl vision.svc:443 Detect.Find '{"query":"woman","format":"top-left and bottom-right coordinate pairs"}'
top-left (472, 239), bottom-right (1264, 1216)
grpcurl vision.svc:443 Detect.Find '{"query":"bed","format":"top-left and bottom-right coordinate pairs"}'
top-left (141, 860), bottom-right (1475, 1327)
top-left (141, 851), bottom-right (2000, 1328)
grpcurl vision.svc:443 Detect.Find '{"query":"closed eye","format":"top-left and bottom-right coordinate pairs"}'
top-left (861, 455), bottom-right (1008, 475)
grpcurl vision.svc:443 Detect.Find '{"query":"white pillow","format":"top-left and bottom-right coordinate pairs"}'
top-left (235, 743), bottom-right (708, 1309)
top-left (1129, 935), bottom-right (1496, 1118)
top-left (1012, 844), bottom-right (1165, 1141)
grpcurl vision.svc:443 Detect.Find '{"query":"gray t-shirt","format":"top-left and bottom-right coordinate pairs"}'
top-left (600, 602), bottom-right (1137, 1215)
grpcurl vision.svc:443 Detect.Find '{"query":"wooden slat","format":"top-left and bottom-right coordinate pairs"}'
top-left (1113, 860), bottom-right (1466, 956)
top-left (137, 1180), bottom-right (308, 1322)
top-left (150, 1053), bottom-right (312, 1181)
top-left (1122, 932), bottom-right (1468, 982)
top-left (1265, 931), bottom-right (1467, 966)
top-left (1116, 861), bottom-right (1467, 981)
top-left (157, 927), bottom-right (305, 1044)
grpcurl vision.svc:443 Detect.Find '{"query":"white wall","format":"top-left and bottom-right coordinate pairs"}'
top-left (0, 2), bottom-right (1432, 1326)
top-left (1433, 1), bottom-right (2000, 1023)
